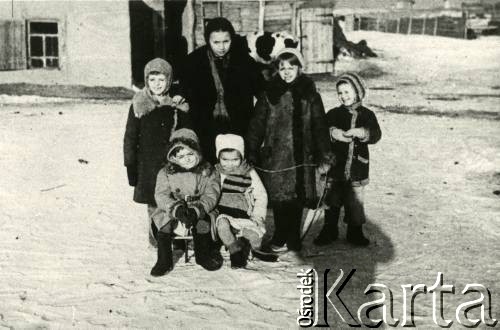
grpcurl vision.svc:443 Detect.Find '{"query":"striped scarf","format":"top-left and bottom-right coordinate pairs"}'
top-left (216, 163), bottom-right (252, 219)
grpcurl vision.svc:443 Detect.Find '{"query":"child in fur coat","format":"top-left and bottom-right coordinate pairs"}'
top-left (149, 128), bottom-right (223, 276)
top-left (123, 58), bottom-right (191, 248)
top-left (246, 48), bottom-right (333, 254)
top-left (314, 72), bottom-right (382, 247)
top-left (213, 134), bottom-right (268, 268)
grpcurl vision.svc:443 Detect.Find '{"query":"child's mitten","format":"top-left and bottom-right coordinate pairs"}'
top-left (330, 127), bottom-right (353, 143)
top-left (317, 162), bottom-right (330, 176)
top-left (126, 166), bottom-right (138, 186)
top-left (344, 128), bottom-right (368, 140)
top-left (175, 205), bottom-right (197, 227)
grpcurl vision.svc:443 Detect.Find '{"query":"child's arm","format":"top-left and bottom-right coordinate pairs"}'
top-left (171, 95), bottom-right (190, 112)
top-left (344, 110), bottom-right (382, 144)
top-left (248, 169), bottom-right (267, 224)
top-left (326, 108), bottom-right (352, 143)
top-left (154, 169), bottom-right (182, 216)
top-left (190, 170), bottom-right (221, 219)
top-left (330, 127), bottom-right (353, 143)
top-left (123, 105), bottom-right (140, 186)
top-left (176, 108), bottom-right (194, 131)
top-left (245, 96), bottom-right (268, 165)
top-left (310, 94), bottom-right (335, 169)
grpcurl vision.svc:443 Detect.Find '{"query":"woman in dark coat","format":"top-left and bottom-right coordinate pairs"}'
top-left (123, 58), bottom-right (191, 245)
top-left (180, 17), bottom-right (264, 164)
top-left (246, 48), bottom-right (334, 253)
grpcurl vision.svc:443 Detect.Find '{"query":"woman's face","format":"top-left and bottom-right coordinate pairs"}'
top-left (147, 74), bottom-right (169, 96)
top-left (337, 83), bottom-right (358, 106)
top-left (209, 31), bottom-right (232, 57)
top-left (278, 60), bottom-right (300, 83)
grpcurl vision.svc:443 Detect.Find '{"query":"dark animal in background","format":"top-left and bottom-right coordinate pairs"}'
top-left (244, 31), bottom-right (300, 80)
top-left (334, 16), bottom-right (377, 60)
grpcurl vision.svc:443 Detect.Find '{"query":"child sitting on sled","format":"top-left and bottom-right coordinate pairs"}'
top-left (213, 134), bottom-right (270, 268)
top-left (149, 128), bottom-right (223, 276)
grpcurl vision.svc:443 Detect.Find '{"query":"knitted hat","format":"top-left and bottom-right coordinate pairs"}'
top-left (166, 128), bottom-right (201, 161)
top-left (144, 58), bottom-right (173, 90)
top-left (336, 72), bottom-right (367, 101)
top-left (215, 134), bottom-right (245, 158)
top-left (275, 47), bottom-right (305, 68)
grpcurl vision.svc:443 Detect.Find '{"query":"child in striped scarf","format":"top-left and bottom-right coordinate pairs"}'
top-left (214, 134), bottom-right (268, 268)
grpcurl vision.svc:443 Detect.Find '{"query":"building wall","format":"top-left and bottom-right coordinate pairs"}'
top-left (190, 0), bottom-right (297, 48)
top-left (0, 1), bottom-right (131, 87)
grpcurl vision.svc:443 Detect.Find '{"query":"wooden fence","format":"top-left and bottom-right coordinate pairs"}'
top-left (353, 14), bottom-right (467, 39)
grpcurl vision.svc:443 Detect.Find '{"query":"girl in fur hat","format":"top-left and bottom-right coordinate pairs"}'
top-left (213, 134), bottom-right (269, 268)
top-left (313, 72), bottom-right (382, 247)
top-left (149, 128), bottom-right (223, 275)
top-left (246, 48), bottom-right (334, 254)
top-left (123, 58), bottom-right (191, 248)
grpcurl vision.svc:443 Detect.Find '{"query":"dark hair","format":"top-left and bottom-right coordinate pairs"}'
top-left (275, 52), bottom-right (302, 68)
top-left (336, 80), bottom-right (350, 88)
top-left (204, 17), bottom-right (236, 43)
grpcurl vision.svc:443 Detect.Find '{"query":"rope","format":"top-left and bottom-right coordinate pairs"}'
top-left (253, 163), bottom-right (318, 174)
top-left (252, 162), bottom-right (329, 241)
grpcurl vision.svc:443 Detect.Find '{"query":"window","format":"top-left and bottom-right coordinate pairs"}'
top-left (27, 21), bottom-right (59, 69)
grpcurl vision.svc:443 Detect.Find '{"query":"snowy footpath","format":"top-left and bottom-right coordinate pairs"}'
top-left (0, 32), bottom-right (499, 328)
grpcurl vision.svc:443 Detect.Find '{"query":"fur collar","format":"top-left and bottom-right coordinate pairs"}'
top-left (132, 88), bottom-right (174, 118)
top-left (267, 74), bottom-right (317, 105)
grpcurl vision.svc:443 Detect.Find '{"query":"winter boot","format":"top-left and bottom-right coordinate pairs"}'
top-left (229, 238), bottom-right (250, 269)
top-left (346, 225), bottom-right (370, 247)
top-left (150, 232), bottom-right (173, 276)
top-left (209, 237), bottom-right (224, 266)
top-left (193, 232), bottom-right (223, 271)
top-left (313, 208), bottom-right (340, 246)
top-left (149, 221), bottom-right (159, 248)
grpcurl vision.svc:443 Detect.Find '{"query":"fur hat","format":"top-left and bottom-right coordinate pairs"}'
top-left (336, 72), bottom-right (367, 101)
top-left (132, 58), bottom-right (174, 118)
top-left (166, 128), bottom-right (201, 161)
top-left (144, 58), bottom-right (173, 89)
top-left (215, 134), bottom-right (245, 158)
top-left (275, 47), bottom-right (305, 68)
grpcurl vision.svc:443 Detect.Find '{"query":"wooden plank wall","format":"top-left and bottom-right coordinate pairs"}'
top-left (300, 7), bottom-right (333, 74)
top-left (264, 1), bottom-right (293, 32)
top-left (0, 20), bottom-right (26, 71)
top-left (194, 0), bottom-right (293, 47)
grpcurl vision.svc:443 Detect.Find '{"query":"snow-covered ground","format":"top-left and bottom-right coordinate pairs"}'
top-left (0, 32), bottom-right (499, 328)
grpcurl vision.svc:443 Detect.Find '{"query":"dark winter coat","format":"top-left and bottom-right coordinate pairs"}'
top-left (326, 104), bottom-right (381, 185)
top-left (123, 103), bottom-right (191, 205)
top-left (180, 45), bottom-right (264, 163)
top-left (246, 74), bottom-right (334, 206)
